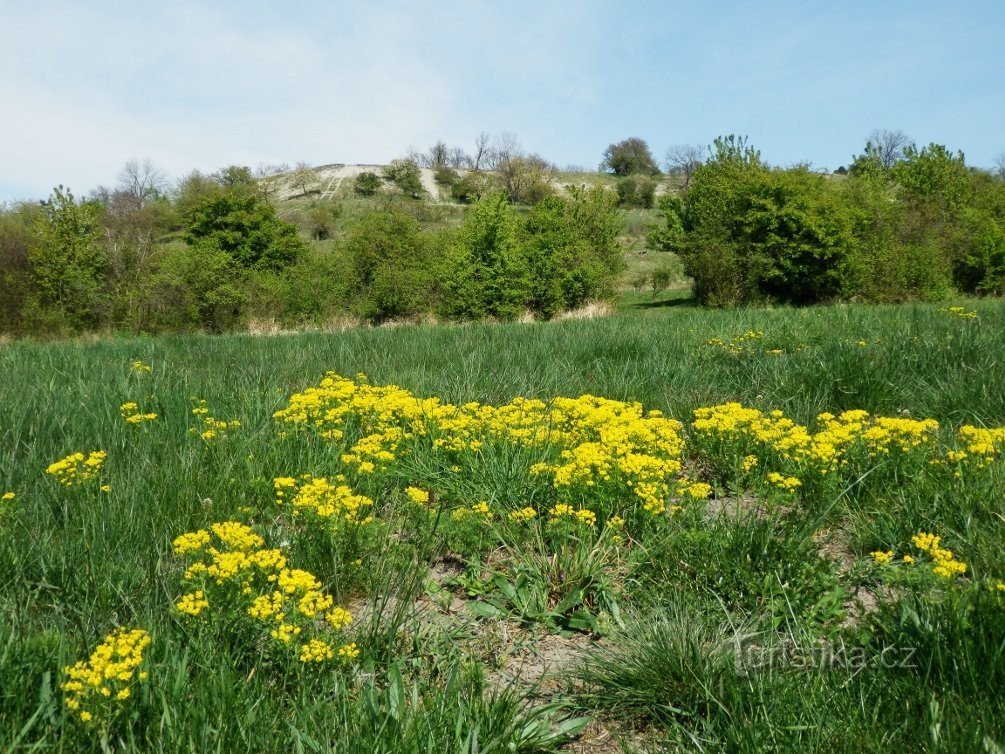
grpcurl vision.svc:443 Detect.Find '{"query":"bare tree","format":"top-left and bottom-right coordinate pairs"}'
top-left (117, 159), bottom-right (168, 209)
top-left (664, 144), bottom-right (704, 189)
top-left (491, 132), bottom-right (521, 172)
top-left (471, 132), bottom-right (493, 171)
top-left (866, 129), bottom-right (912, 169)
top-left (254, 163), bottom-right (290, 200)
top-left (447, 147), bottom-right (471, 169)
top-left (421, 141), bottom-right (449, 169)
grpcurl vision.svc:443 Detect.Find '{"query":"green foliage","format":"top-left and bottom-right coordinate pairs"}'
top-left (341, 210), bottom-right (447, 322)
top-left (352, 171), bottom-right (382, 197)
top-left (892, 143), bottom-right (972, 211)
top-left (433, 165), bottom-right (459, 186)
top-left (143, 241), bottom-right (246, 331)
top-left (615, 174), bottom-right (656, 208)
top-left (650, 135), bottom-right (1005, 306)
top-left (600, 137), bottom-right (660, 176)
top-left (382, 159), bottom-right (425, 199)
top-left (28, 187), bottom-right (109, 329)
top-left (521, 188), bottom-right (623, 317)
top-left (0, 203), bottom-right (39, 332)
top-left (447, 192), bottom-right (530, 320)
top-left (184, 190), bottom-right (307, 272)
top-left (450, 172), bottom-right (491, 204)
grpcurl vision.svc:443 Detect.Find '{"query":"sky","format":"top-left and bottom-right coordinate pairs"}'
top-left (1, 0), bottom-right (1003, 201)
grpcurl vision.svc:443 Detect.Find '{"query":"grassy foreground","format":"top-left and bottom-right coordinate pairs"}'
top-left (2, 298), bottom-right (1005, 752)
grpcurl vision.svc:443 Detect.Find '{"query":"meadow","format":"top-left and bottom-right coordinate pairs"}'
top-left (2, 297), bottom-right (1004, 752)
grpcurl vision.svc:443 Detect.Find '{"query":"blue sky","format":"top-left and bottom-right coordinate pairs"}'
top-left (1, 0), bottom-right (1003, 201)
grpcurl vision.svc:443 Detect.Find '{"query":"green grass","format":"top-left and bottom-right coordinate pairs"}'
top-left (2, 298), bottom-right (1005, 751)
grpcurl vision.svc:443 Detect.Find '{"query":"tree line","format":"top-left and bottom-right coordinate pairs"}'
top-left (646, 133), bottom-right (1005, 306)
top-left (0, 155), bottom-right (624, 336)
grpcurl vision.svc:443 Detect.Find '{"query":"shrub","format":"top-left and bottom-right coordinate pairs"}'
top-left (28, 186), bottom-right (110, 329)
top-left (433, 166), bottom-right (459, 186)
top-left (450, 172), bottom-right (491, 204)
top-left (353, 171), bottom-right (382, 197)
top-left (616, 175), bottom-right (656, 208)
top-left (341, 210), bottom-right (446, 321)
top-left (446, 191), bottom-right (530, 320)
top-left (381, 159), bottom-right (425, 199)
top-left (184, 189), bottom-right (307, 272)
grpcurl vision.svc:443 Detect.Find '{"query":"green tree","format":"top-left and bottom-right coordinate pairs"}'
top-left (616, 175), bottom-right (656, 208)
top-left (28, 186), bottom-right (109, 328)
top-left (600, 137), bottom-right (660, 176)
top-left (382, 159), bottom-right (425, 199)
top-left (521, 187), bottom-right (623, 317)
top-left (184, 190), bottom-right (307, 272)
top-left (353, 171), bottom-right (383, 196)
top-left (447, 191), bottom-right (530, 319)
top-left (342, 210), bottom-right (446, 321)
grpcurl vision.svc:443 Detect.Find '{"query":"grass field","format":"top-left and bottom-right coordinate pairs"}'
top-left (2, 297), bottom-right (1005, 752)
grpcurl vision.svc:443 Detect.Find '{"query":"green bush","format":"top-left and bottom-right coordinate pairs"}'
top-left (353, 171), bottom-right (382, 197)
top-left (381, 159), bottom-right (425, 199)
top-left (341, 210), bottom-right (447, 321)
top-left (184, 189), bottom-right (307, 272)
top-left (616, 175), bottom-right (656, 208)
top-left (28, 187), bottom-right (110, 329)
top-left (445, 191), bottom-right (530, 320)
top-left (450, 172), bottom-right (491, 204)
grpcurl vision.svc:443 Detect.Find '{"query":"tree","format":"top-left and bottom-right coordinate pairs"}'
top-left (664, 144), bottom-right (704, 189)
top-left (447, 191), bottom-right (530, 319)
top-left (255, 163), bottom-right (291, 200)
top-left (447, 147), bottom-right (471, 169)
top-left (866, 129), bottom-right (912, 169)
top-left (451, 172), bottom-right (491, 204)
top-left (500, 154), bottom-right (555, 205)
top-left (382, 159), bottom-right (425, 199)
top-left (421, 141), bottom-right (449, 169)
top-left (891, 143), bottom-right (972, 212)
top-left (29, 186), bottom-right (109, 327)
top-left (600, 137), bottom-right (660, 176)
top-left (289, 162), bottom-right (321, 197)
top-left (117, 159), bottom-right (168, 209)
top-left (214, 165), bottom-right (255, 188)
top-left (472, 132), bottom-right (494, 171)
top-left (353, 171), bottom-right (383, 196)
top-left (184, 190), bottom-right (307, 271)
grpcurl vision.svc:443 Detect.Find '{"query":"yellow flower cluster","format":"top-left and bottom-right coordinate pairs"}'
top-left (1, 491), bottom-right (14, 518)
top-left (190, 398), bottom-right (240, 441)
top-left (766, 472), bottom-right (802, 491)
top-left (405, 486), bottom-right (431, 505)
top-left (274, 475), bottom-right (375, 525)
top-left (912, 532), bottom-right (967, 579)
top-left (274, 373), bottom-right (697, 517)
top-left (938, 306), bottom-right (978, 319)
top-left (955, 425), bottom-right (1005, 466)
top-left (870, 550), bottom-right (894, 565)
top-left (172, 522), bottom-right (357, 663)
top-left (706, 330), bottom-right (764, 355)
top-left (693, 404), bottom-right (940, 476)
top-left (120, 402), bottom-right (158, 424)
top-left (452, 501), bottom-right (493, 521)
top-left (131, 360), bottom-right (152, 373)
top-left (548, 503), bottom-right (597, 527)
top-left (508, 506), bottom-right (538, 523)
top-left (45, 451), bottom-right (107, 487)
top-left (62, 628), bottom-right (151, 724)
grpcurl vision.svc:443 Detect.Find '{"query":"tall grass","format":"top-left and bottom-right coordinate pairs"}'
top-left (2, 298), bottom-right (1004, 751)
